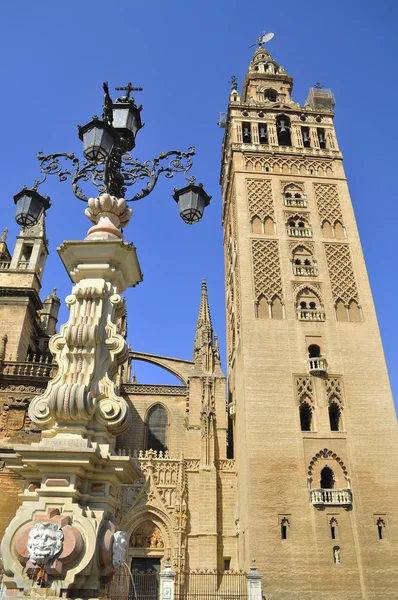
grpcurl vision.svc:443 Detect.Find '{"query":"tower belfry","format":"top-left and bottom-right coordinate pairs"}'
top-left (221, 36), bottom-right (398, 598)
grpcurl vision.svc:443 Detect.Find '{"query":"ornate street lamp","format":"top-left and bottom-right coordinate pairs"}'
top-left (14, 81), bottom-right (211, 226)
top-left (13, 186), bottom-right (51, 228)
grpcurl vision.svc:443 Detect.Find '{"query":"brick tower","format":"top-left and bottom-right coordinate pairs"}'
top-left (220, 40), bottom-right (398, 598)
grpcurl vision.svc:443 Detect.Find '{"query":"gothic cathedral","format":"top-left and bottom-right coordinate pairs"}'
top-left (0, 43), bottom-right (397, 600)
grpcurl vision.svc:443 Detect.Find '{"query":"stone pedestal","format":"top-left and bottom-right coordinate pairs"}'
top-left (0, 195), bottom-right (142, 597)
top-left (246, 560), bottom-right (263, 600)
top-left (159, 560), bottom-right (176, 600)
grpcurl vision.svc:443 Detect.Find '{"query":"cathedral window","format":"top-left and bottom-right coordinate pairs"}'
top-left (286, 215), bottom-right (312, 238)
top-left (301, 126), bottom-right (311, 148)
top-left (283, 184), bottom-right (307, 208)
top-left (348, 300), bottom-right (362, 322)
top-left (264, 88), bottom-right (277, 102)
top-left (223, 558), bottom-right (231, 571)
top-left (145, 404), bottom-right (168, 454)
top-left (296, 290), bottom-right (324, 321)
top-left (280, 517), bottom-right (290, 539)
top-left (317, 128), bottom-right (327, 149)
top-left (376, 518), bottom-right (386, 540)
top-left (256, 294), bottom-right (269, 318)
top-left (292, 246), bottom-right (317, 276)
top-left (335, 299), bottom-right (348, 322)
top-left (333, 546), bottom-right (341, 564)
top-left (242, 122), bottom-right (252, 143)
top-left (276, 115), bottom-right (291, 146)
top-left (299, 401), bottom-right (312, 431)
top-left (320, 466), bottom-right (335, 489)
top-left (258, 123), bottom-right (268, 144)
top-left (328, 401), bottom-right (342, 431)
top-left (330, 517), bottom-right (339, 540)
top-left (270, 295), bottom-right (283, 319)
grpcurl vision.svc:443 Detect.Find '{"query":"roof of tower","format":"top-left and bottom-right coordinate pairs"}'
top-left (43, 287), bottom-right (60, 305)
top-left (242, 45), bottom-right (293, 103)
top-left (195, 279), bottom-right (212, 333)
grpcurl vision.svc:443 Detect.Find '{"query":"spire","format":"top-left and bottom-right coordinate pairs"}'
top-left (193, 280), bottom-right (220, 373)
top-left (242, 41), bottom-right (293, 104)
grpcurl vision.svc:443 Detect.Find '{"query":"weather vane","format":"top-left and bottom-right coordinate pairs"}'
top-left (250, 31), bottom-right (275, 49)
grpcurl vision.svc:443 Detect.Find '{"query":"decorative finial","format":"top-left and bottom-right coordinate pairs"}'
top-left (314, 81), bottom-right (324, 90)
top-left (229, 75), bottom-right (238, 91)
top-left (250, 31), bottom-right (275, 49)
top-left (115, 82), bottom-right (143, 102)
top-left (0, 227), bottom-right (8, 242)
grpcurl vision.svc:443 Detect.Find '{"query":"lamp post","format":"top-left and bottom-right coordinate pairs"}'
top-left (13, 81), bottom-right (210, 228)
top-left (1, 83), bottom-right (211, 599)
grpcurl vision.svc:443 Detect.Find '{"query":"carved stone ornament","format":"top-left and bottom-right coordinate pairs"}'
top-left (85, 193), bottom-right (133, 240)
top-left (111, 530), bottom-right (128, 568)
top-left (27, 522), bottom-right (64, 565)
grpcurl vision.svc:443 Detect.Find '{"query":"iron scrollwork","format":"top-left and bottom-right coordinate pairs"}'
top-left (36, 147), bottom-right (196, 203)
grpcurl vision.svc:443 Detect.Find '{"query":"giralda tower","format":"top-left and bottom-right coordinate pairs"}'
top-left (220, 37), bottom-right (398, 599)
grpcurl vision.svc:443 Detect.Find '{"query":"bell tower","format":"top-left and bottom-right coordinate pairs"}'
top-left (0, 214), bottom-right (49, 361)
top-left (221, 37), bottom-right (398, 599)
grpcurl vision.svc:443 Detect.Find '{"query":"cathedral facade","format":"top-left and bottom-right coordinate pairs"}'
top-left (0, 43), bottom-right (398, 600)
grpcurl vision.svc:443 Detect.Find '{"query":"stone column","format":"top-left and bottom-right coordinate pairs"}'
top-left (246, 560), bottom-right (263, 600)
top-left (159, 559), bottom-right (176, 600)
top-left (0, 194), bottom-right (142, 598)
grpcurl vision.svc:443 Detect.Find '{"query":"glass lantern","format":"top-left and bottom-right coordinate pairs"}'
top-left (112, 101), bottom-right (143, 151)
top-left (78, 119), bottom-right (117, 164)
top-left (14, 188), bottom-right (51, 228)
top-left (173, 183), bottom-right (211, 224)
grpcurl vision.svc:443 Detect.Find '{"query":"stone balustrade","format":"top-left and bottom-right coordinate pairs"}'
top-left (293, 264), bottom-right (317, 276)
top-left (287, 226), bottom-right (313, 238)
top-left (2, 360), bottom-right (56, 379)
top-left (308, 357), bottom-right (328, 376)
top-left (0, 261), bottom-right (11, 270)
top-left (310, 488), bottom-right (352, 507)
top-left (284, 198), bottom-right (307, 208)
top-left (297, 309), bottom-right (325, 321)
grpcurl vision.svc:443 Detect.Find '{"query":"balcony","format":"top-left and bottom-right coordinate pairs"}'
top-left (293, 264), bottom-right (317, 277)
top-left (308, 357), bottom-right (327, 376)
top-left (284, 197), bottom-right (307, 208)
top-left (310, 488), bottom-right (352, 508)
top-left (287, 226), bottom-right (312, 238)
top-left (297, 309), bottom-right (325, 322)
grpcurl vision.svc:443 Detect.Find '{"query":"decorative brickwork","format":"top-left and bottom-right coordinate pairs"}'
top-left (324, 244), bottom-right (359, 303)
top-left (295, 376), bottom-right (314, 406)
top-left (245, 155), bottom-right (334, 177)
top-left (325, 377), bottom-right (343, 406)
top-left (251, 240), bottom-right (283, 302)
top-left (314, 184), bottom-right (343, 225)
top-left (246, 179), bottom-right (275, 221)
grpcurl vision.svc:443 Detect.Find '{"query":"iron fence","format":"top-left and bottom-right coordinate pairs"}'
top-left (107, 566), bottom-right (159, 600)
top-left (175, 570), bottom-right (248, 600)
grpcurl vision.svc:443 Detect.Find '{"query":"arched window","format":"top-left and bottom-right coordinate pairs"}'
top-left (321, 220), bottom-right (333, 237)
top-left (348, 300), bottom-right (362, 322)
top-left (329, 401), bottom-right (341, 431)
top-left (264, 88), bottom-right (277, 102)
top-left (333, 546), bottom-right (341, 564)
top-left (299, 402), bottom-right (312, 431)
top-left (276, 115), bottom-right (291, 146)
top-left (286, 215), bottom-right (311, 237)
top-left (280, 517), bottom-right (289, 539)
top-left (145, 404), bottom-right (168, 453)
top-left (296, 288), bottom-right (323, 320)
top-left (330, 518), bottom-right (338, 540)
top-left (308, 344), bottom-right (321, 358)
top-left (292, 246), bottom-right (316, 276)
top-left (251, 216), bottom-right (263, 233)
top-left (334, 221), bottom-right (345, 239)
top-left (335, 299), bottom-right (348, 322)
top-left (320, 466), bottom-right (335, 489)
top-left (271, 296), bottom-right (283, 319)
top-left (257, 295), bottom-right (269, 319)
top-left (377, 518), bottom-right (386, 540)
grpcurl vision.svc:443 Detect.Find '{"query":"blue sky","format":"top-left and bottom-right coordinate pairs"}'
top-left (1, 1), bottom-right (397, 412)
